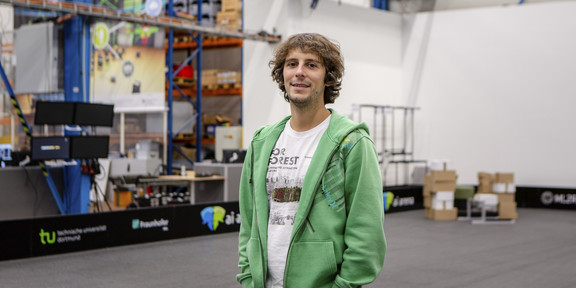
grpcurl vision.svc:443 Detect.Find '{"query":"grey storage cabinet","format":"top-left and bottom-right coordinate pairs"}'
top-left (194, 163), bottom-right (243, 202)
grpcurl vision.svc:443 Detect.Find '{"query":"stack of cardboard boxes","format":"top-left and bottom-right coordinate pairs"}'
top-left (477, 172), bottom-right (518, 220)
top-left (201, 69), bottom-right (242, 89)
top-left (423, 164), bottom-right (458, 220)
top-left (173, 0), bottom-right (222, 26)
top-left (216, 0), bottom-right (242, 30)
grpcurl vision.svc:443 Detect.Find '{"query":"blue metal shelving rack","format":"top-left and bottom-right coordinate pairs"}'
top-left (0, 0), bottom-right (280, 212)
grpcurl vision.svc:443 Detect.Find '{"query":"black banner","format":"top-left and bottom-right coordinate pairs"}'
top-left (516, 187), bottom-right (576, 209)
top-left (0, 202), bottom-right (240, 261)
top-left (3, 185), bottom-right (573, 262)
top-left (383, 185), bottom-right (424, 213)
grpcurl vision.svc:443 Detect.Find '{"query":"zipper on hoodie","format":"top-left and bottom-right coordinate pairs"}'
top-left (283, 146), bottom-right (340, 287)
top-left (250, 141), bottom-right (267, 287)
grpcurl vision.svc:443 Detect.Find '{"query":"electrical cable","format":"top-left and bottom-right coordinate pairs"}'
top-left (95, 159), bottom-right (112, 210)
top-left (22, 165), bottom-right (42, 217)
top-left (94, 178), bottom-right (112, 211)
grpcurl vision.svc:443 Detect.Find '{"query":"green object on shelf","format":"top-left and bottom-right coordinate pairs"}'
top-left (455, 185), bottom-right (475, 199)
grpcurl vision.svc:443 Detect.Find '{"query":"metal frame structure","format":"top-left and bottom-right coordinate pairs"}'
top-left (352, 104), bottom-right (426, 187)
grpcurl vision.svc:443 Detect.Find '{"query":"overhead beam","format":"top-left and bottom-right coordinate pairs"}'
top-left (0, 0), bottom-right (281, 43)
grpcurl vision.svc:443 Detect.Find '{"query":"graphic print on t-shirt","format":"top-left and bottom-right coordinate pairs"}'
top-left (267, 147), bottom-right (307, 227)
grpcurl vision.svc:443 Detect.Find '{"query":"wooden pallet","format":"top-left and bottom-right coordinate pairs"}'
top-left (202, 83), bottom-right (242, 90)
top-left (174, 77), bottom-right (194, 87)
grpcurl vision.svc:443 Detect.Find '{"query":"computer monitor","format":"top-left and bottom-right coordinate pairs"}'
top-left (34, 101), bottom-right (114, 127)
top-left (31, 136), bottom-right (71, 160)
top-left (222, 149), bottom-right (246, 163)
top-left (70, 136), bottom-right (109, 159)
top-left (34, 101), bottom-right (75, 125)
top-left (74, 103), bottom-right (114, 127)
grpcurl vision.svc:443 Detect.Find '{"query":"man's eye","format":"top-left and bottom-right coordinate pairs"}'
top-left (286, 62), bottom-right (297, 67)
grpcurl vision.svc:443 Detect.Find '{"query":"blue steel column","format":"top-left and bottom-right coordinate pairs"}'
top-left (374, 0), bottom-right (388, 10)
top-left (62, 0), bottom-right (92, 214)
top-left (240, 0), bottom-right (244, 127)
top-left (195, 1), bottom-right (202, 162)
top-left (167, 0), bottom-right (175, 174)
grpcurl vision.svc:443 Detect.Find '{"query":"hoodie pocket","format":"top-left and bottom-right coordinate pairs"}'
top-left (285, 241), bottom-right (338, 287)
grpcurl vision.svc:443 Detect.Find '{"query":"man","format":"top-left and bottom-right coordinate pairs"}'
top-left (237, 33), bottom-right (386, 288)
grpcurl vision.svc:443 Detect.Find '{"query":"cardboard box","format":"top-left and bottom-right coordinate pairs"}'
top-left (423, 195), bottom-right (431, 208)
top-left (494, 172), bottom-right (514, 184)
top-left (429, 170), bottom-right (457, 181)
top-left (426, 208), bottom-right (458, 221)
top-left (201, 69), bottom-right (224, 86)
top-left (424, 174), bottom-right (457, 193)
top-left (478, 172), bottom-right (493, 182)
top-left (216, 71), bottom-right (241, 84)
top-left (498, 201), bottom-right (518, 220)
top-left (497, 193), bottom-right (516, 203)
top-left (221, 0), bottom-right (242, 12)
top-left (477, 183), bottom-right (492, 194)
top-left (202, 70), bottom-right (242, 86)
top-left (216, 11), bottom-right (242, 28)
top-left (477, 174), bottom-right (493, 193)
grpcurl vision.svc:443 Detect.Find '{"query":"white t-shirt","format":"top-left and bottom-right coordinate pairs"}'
top-left (265, 116), bottom-right (331, 288)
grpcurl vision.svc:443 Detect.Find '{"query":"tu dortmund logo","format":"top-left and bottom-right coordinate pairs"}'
top-left (39, 229), bottom-right (56, 245)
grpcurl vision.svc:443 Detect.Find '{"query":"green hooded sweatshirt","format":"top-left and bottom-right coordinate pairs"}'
top-left (237, 109), bottom-right (386, 288)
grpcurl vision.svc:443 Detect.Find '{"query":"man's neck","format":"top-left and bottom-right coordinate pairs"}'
top-left (289, 106), bottom-right (331, 132)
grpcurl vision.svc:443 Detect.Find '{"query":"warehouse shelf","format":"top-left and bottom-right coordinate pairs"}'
top-left (169, 37), bottom-right (243, 50)
top-left (167, 85), bottom-right (242, 98)
top-left (110, 133), bottom-right (164, 145)
top-left (165, 0), bottom-right (252, 172)
top-left (173, 137), bottom-right (215, 145)
top-left (0, 0), bottom-right (281, 42)
top-left (1, 0), bottom-right (266, 206)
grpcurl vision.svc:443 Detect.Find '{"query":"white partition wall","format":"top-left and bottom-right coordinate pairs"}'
top-left (408, 2), bottom-right (576, 187)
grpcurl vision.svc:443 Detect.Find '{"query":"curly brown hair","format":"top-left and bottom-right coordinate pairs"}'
top-left (269, 33), bottom-right (344, 104)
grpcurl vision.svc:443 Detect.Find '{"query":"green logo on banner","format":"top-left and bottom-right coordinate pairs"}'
top-left (93, 22), bottom-right (109, 50)
top-left (39, 229), bottom-right (56, 245)
top-left (383, 191), bottom-right (395, 211)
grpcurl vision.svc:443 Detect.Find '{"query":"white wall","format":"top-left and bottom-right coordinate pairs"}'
top-left (244, 1), bottom-right (576, 188)
top-left (407, 2), bottom-right (576, 187)
top-left (242, 0), bottom-right (403, 147)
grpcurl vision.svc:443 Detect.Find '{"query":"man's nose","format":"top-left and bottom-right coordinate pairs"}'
top-left (295, 64), bottom-right (305, 77)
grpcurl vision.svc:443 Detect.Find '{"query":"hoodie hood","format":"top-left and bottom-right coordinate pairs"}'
top-left (251, 109), bottom-right (370, 145)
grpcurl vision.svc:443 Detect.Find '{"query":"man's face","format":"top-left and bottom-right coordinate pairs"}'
top-left (283, 48), bottom-right (326, 108)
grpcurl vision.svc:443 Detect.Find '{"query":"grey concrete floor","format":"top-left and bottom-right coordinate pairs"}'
top-left (0, 208), bottom-right (574, 288)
